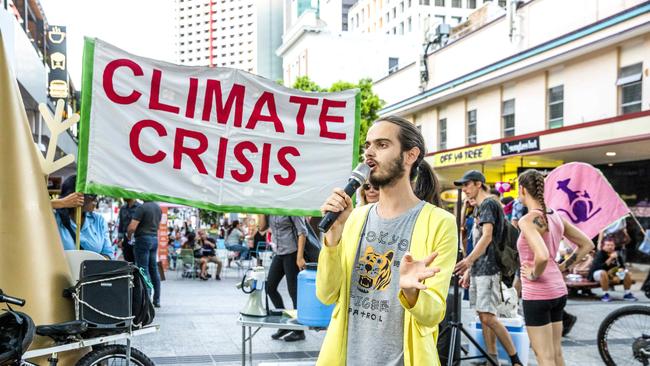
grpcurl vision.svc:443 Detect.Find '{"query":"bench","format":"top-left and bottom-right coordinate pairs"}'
top-left (565, 277), bottom-right (635, 297)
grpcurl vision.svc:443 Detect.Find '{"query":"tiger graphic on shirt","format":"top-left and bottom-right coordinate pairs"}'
top-left (356, 246), bottom-right (394, 293)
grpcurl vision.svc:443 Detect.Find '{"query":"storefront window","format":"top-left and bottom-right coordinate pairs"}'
top-left (467, 109), bottom-right (477, 145)
top-left (618, 63), bottom-right (643, 114)
top-left (439, 118), bottom-right (447, 151)
top-left (502, 99), bottom-right (515, 137)
top-left (548, 85), bottom-right (564, 129)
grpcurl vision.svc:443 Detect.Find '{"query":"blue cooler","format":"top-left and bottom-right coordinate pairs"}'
top-left (468, 316), bottom-right (530, 365)
top-left (297, 263), bottom-right (334, 327)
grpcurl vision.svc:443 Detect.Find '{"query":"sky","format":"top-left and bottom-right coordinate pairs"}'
top-left (40, 0), bottom-right (176, 87)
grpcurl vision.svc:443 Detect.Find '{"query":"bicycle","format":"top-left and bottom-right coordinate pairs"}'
top-left (0, 289), bottom-right (157, 366)
top-left (597, 304), bottom-right (650, 366)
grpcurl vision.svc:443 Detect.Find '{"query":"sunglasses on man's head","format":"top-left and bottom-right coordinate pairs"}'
top-left (363, 184), bottom-right (378, 191)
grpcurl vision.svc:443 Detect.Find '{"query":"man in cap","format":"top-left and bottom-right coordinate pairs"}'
top-left (453, 170), bottom-right (522, 366)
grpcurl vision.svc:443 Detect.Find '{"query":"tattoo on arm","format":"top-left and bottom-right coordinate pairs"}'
top-left (532, 216), bottom-right (547, 230)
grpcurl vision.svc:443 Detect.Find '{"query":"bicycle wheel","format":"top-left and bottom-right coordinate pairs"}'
top-left (75, 344), bottom-right (154, 366)
top-left (598, 305), bottom-right (650, 366)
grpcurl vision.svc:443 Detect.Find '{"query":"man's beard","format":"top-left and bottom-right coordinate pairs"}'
top-left (369, 153), bottom-right (406, 188)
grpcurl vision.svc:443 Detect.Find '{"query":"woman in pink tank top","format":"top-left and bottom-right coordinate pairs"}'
top-left (517, 169), bottom-right (594, 366)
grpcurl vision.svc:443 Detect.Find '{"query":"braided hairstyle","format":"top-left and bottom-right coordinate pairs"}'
top-left (518, 169), bottom-right (548, 224)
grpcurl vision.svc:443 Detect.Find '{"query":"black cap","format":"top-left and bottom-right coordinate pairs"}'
top-left (453, 170), bottom-right (486, 186)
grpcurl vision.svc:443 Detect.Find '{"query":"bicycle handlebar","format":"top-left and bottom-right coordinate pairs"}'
top-left (0, 290), bottom-right (25, 306)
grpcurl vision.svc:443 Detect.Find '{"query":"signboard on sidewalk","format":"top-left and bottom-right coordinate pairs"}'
top-left (77, 38), bottom-right (360, 216)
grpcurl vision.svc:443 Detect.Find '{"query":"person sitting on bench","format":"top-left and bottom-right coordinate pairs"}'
top-left (588, 236), bottom-right (637, 302)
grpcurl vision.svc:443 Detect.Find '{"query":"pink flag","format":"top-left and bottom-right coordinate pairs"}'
top-left (544, 162), bottom-right (629, 239)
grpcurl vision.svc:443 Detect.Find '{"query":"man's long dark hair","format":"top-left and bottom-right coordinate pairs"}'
top-left (376, 116), bottom-right (441, 206)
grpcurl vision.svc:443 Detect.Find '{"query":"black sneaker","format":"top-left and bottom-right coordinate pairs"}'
top-left (153, 302), bottom-right (161, 308)
top-left (284, 330), bottom-right (305, 342)
top-left (562, 313), bottom-right (577, 337)
top-left (271, 329), bottom-right (291, 340)
top-left (215, 274), bottom-right (221, 281)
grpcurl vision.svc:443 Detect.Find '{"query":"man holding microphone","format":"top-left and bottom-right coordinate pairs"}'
top-left (316, 116), bottom-right (457, 365)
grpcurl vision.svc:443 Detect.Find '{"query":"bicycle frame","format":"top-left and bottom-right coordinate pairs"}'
top-left (20, 325), bottom-right (158, 365)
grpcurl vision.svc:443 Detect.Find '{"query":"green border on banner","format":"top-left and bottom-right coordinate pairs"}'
top-left (84, 182), bottom-right (321, 217)
top-left (76, 38), bottom-right (361, 216)
top-left (76, 37), bottom-right (95, 193)
top-left (353, 92), bottom-right (361, 165)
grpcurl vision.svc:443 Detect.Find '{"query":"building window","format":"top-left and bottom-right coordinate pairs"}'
top-left (468, 0), bottom-right (477, 8)
top-left (452, 0), bottom-right (461, 7)
top-left (502, 99), bottom-right (515, 137)
top-left (618, 63), bottom-right (643, 114)
top-left (548, 85), bottom-right (564, 129)
top-left (386, 12), bottom-right (390, 21)
top-left (408, 17), bottom-right (412, 32)
top-left (451, 16), bottom-right (462, 24)
top-left (498, 0), bottom-right (507, 7)
top-left (400, 1), bottom-right (404, 12)
top-left (393, 7), bottom-right (396, 17)
top-left (389, 57), bottom-right (399, 74)
top-left (399, 22), bottom-right (404, 34)
top-left (408, 0), bottom-right (412, 7)
top-left (435, 0), bottom-right (445, 6)
top-left (439, 118), bottom-right (447, 151)
top-left (420, 0), bottom-right (430, 4)
top-left (435, 14), bottom-right (445, 24)
top-left (467, 109), bottom-right (477, 145)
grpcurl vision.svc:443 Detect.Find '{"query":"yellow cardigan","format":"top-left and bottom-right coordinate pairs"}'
top-left (315, 203), bottom-right (458, 366)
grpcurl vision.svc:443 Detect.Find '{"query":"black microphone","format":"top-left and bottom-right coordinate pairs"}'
top-left (319, 163), bottom-right (371, 233)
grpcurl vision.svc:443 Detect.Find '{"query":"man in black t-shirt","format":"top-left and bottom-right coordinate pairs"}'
top-left (197, 230), bottom-right (222, 280)
top-left (128, 201), bottom-right (162, 307)
top-left (453, 170), bottom-right (521, 366)
top-left (589, 236), bottom-right (637, 302)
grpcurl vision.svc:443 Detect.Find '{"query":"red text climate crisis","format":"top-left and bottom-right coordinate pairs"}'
top-left (102, 58), bottom-right (350, 186)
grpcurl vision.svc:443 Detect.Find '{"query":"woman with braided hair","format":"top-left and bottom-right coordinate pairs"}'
top-left (517, 169), bottom-right (594, 366)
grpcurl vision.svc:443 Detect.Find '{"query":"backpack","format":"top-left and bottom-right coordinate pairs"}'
top-left (129, 265), bottom-right (154, 327)
top-left (485, 198), bottom-right (520, 287)
top-left (497, 219), bottom-right (521, 287)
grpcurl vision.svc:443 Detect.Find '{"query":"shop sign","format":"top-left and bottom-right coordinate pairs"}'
top-left (501, 136), bottom-right (540, 156)
top-left (433, 144), bottom-right (492, 167)
top-left (440, 189), bottom-right (460, 203)
top-left (47, 25), bottom-right (68, 100)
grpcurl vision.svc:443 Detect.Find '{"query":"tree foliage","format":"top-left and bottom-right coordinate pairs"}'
top-left (291, 76), bottom-right (384, 160)
top-left (198, 209), bottom-right (221, 227)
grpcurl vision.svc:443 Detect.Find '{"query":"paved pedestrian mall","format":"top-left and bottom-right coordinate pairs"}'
top-left (130, 264), bottom-right (650, 366)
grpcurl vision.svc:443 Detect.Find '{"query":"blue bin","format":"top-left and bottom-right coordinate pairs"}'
top-left (297, 263), bottom-right (334, 327)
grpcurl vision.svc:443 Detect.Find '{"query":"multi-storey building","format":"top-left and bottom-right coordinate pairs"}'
top-left (278, 0), bottom-right (417, 87)
top-left (348, 0), bottom-right (496, 37)
top-left (1, 0), bottom-right (77, 176)
top-left (174, 0), bottom-right (283, 80)
top-left (374, 0), bottom-right (650, 232)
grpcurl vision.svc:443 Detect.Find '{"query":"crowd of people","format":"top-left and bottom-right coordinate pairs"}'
top-left (312, 115), bottom-right (647, 366)
top-left (46, 114), bottom-right (645, 365)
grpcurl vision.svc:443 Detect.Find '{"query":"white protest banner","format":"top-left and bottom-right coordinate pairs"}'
top-left (77, 38), bottom-right (360, 216)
